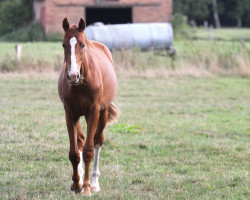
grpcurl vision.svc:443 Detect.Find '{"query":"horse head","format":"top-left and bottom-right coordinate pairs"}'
top-left (62, 18), bottom-right (88, 85)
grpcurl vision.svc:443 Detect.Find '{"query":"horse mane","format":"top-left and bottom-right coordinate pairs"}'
top-left (82, 32), bottom-right (91, 48)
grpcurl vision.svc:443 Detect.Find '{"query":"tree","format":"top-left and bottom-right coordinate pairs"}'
top-left (173, 0), bottom-right (211, 24)
top-left (223, 0), bottom-right (250, 27)
top-left (173, 0), bottom-right (250, 27)
top-left (241, 0), bottom-right (250, 26)
top-left (23, 0), bottom-right (34, 20)
top-left (0, 0), bottom-right (32, 35)
top-left (212, 0), bottom-right (221, 28)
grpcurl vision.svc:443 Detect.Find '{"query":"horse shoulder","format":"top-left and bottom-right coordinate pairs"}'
top-left (84, 49), bottom-right (103, 91)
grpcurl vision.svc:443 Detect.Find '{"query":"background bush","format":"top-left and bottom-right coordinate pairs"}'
top-left (0, 22), bottom-right (45, 42)
top-left (0, 0), bottom-right (32, 35)
top-left (171, 13), bottom-right (195, 40)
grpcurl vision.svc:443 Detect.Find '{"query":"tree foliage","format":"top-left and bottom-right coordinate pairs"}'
top-left (173, 0), bottom-right (250, 27)
top-left (174, 0), bottom-right (211, 23)
top-left (0, 0), bottom-right (33, 35)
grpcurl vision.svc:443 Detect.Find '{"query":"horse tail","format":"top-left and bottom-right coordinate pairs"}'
top-left (107, 102), bottom-right (119, 124)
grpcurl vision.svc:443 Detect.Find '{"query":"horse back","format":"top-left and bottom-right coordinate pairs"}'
top-left (89, 41), bottom-right (113, 64)
top-left (88, 41), bottom-right (117, 108)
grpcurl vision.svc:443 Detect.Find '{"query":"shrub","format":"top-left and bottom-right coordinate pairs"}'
top-left (0, 0), bottom-right (32, 35)
top-left (172, 13), bottom-right (188, 30)
top-left (0, 54), bottom-right (50, 72)
top-left (45, 33), bottom-right (63, 42)
top-left (0, 22), bottom-right (45, 42)
top-left (171, 13), bottom-right (196, 40)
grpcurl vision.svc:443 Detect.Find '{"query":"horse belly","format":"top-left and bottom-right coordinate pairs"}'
top-left (101, 63), bottom-right (117, 109)
top-left (92, 44), bottom-right (117, 108)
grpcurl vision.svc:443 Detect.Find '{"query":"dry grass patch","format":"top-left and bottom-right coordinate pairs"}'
top-left (1, 40), bottom-right (250, 77)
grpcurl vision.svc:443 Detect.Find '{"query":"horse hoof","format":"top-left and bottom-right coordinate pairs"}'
top-left (83, 188), bottom-right (92, 196)
top-left (91, 186), bottom-right (100, 193)
top-left (71, 182), bottom-right (83, 193)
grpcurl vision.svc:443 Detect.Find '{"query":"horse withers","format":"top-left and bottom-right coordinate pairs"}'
top-left (58, 18), bottom-right (118, 196)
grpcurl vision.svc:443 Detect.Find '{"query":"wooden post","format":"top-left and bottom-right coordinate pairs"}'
top-left (15, 44), bottom-right (22, 60)
top-left (204, 21), bottom-right (208, 30)
top-left (209, 26), bottom-right (214, 42)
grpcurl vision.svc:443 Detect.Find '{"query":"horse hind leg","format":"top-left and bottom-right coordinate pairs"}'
top-left (91, 107), bottom-right (108, 193)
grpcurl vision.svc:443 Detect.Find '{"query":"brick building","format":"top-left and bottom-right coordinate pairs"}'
top-left (34, 0), bottom-right (172, 34)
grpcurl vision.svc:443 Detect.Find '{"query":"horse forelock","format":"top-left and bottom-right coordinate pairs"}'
top-left (63, 25), bottom-right (91, 49)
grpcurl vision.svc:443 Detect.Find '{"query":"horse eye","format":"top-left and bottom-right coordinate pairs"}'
top-left (62, 44), bottom-right (66, 49)
top-left (81, 44), bottom-right (85, 48)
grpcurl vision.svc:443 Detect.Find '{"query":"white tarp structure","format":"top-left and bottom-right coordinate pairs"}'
top-left (85, 23), bottom-right (173, 50)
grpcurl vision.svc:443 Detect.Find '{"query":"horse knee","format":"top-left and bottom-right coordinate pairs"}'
top-left (83, 147), bottom-right (94, 164)
top-left (69, 151), bottom-right (80, 165)
top-left (94, 135), bottom-right (104, 147)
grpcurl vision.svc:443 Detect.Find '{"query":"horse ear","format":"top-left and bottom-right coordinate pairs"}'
top-left (78, 18), bottom-right (86, 32)
top-left (62, 18), bottom-right (69, 32)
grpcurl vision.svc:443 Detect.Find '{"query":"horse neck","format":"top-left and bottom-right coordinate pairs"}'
top-left (81, 51), bottom-right (89, 79)
top-left (81, 33), bottom-right (91, 78)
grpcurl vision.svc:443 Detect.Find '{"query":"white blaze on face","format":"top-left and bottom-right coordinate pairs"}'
top-left (78, 150), bottom-right (84, 186)
top-left (69, 37), bottom-right (78, 75)
top-left (91, 144), bottom-right (101, 191)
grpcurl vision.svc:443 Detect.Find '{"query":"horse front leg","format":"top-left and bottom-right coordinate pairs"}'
top-left (65, 111), bottom-right (83, 193)
top-left (83, 106), bottom-right (100, 196)
top-left (75, 121), bottom-right (85, 191)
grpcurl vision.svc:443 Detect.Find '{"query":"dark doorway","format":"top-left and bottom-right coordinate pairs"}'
top-left (86, 7), bottom-right (132, 25)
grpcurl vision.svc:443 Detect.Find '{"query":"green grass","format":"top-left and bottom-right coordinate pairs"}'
top-left (0, 74), bottom-right (249, 199)
top-left (191, 28), bottom-right (250, 41)
top-left (0, 42), bottom-right (62, 64)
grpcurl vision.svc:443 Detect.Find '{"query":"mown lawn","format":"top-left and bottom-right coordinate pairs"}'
top-left (0, 74), bottom-right (249, 199)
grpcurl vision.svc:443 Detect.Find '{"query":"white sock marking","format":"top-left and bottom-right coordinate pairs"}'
top-left (91, 144), bottom-right (101, 190)
top-left (69, 37), bottom-right (78, 75)
top-left (78, 150), bottom-right (84, 186)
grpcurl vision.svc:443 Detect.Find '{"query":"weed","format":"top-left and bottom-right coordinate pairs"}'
top-left (112, 123), bottom-right (142, 134)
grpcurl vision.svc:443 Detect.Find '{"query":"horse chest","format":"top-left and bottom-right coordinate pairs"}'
top-left (63, 88), bottom-right (99, 116)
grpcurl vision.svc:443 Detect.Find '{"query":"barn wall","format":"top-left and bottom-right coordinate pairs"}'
top-left (45, 0), bottom-right (172, 34)
top-left (133, 0), bottom-right (172, 23)
top-left (45, 0), bottom-right (85, 33)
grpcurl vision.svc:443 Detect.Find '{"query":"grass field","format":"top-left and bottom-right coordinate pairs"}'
top-left (0, 29), bottom-right (250, 199)
top-left (0, 73), bottom-right (249, 199)
top-left (191, 28), bottom-right (250, 41)
top-left (1, 38), bottom-right (249, 77)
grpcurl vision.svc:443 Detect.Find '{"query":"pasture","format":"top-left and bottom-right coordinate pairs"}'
top-left (191, 28), bottom-right (250, 41)
top-left (0, 35), bottom-right (249, 199)
top-left (0, 38), bottom-right (250, 77)
top-left (0, 73), bottom-right (249, 199)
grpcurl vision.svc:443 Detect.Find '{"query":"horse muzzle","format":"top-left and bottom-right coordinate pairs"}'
top-left (67, 71), bottom-right (80, 85)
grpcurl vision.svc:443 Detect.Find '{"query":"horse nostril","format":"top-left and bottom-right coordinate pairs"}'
top-left (66, 73), bottom-right (70, 81)
top-left (67, 71), bottom-right (80, 84)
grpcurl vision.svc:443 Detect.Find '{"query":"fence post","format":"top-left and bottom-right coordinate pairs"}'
top-left (15, 44), bottom-right (22, 60)
top-left (209, 26), bottom-right (214, 42)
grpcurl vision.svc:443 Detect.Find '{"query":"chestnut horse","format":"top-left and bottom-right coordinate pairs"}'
top-left (58, 18), bottom-right (118, 196)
